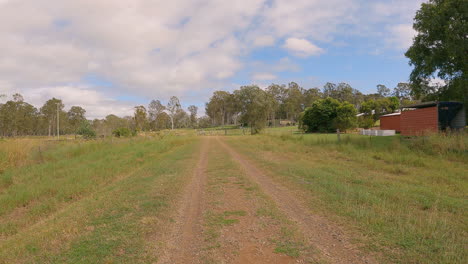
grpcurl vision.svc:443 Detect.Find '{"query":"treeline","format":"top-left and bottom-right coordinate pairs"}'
top-left (204, 82), bottom-right (413, 133)
top-left (0, 94), bottom-right (199, 137)
top-left (0, 81), bottom-right (413, 137)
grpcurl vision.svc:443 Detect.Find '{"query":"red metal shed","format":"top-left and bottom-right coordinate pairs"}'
top-left (380, 113), bottom-right (401, 132)
top-left (400, 101), bottom-right (465, 136)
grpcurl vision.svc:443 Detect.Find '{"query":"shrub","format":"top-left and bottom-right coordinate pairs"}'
top-left (112, 127), bottom-right (135, 137)
top-left (77, 122), bottom-right (96, 139)
top-left (301, 98), bottom-right (356, 133)
top-left (334, 102), bottom-right (357, 132)
top-left (358, 116), bottom-right (376, 129)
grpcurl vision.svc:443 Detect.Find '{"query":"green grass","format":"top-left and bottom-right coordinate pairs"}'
top-left (0, 136), bottom-right (200, 263)
top-left (225, 133), bottom-right (468, 264)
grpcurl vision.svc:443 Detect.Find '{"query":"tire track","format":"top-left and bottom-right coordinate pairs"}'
top-left (217, 137), bottom-right (376, 264)
top-left (158, 138), bottom-right (210, 264)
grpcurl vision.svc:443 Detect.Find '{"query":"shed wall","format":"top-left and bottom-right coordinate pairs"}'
top-left (380, 115), bottom-right (401, 132)
top-left (450, 106), bottom-right (466, 129)
top-left (401, 106), bottom-right (438, 136)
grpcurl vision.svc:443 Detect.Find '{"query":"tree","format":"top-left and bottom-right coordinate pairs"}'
top-left (334, 102), bottom-right (357, 132)
top-left (266, 84), bottom-right (287, 122)
top-left (234, 85), bottom-right (271, 134)
top-left (187, 105), bottom-right (198, 128)
top-left (197, 116), bottom-right (212, 128)
top-left (0, 94), bottom-right (38, 136)
top-left (359, 97), bottom-right (400, 122)
top-left (205, 91), bottom-right (231, 126)
top-left (284, 82), bottom-right (304, 121)
top-left (302, 98), bottom-right (341, 133)
top-left (40, 98), bottom-right (64, 137)
top-left (303, 88), bottom-right (322, 107)
top-left (77, 121), bottom-right (96, 139)
top-left (67, 106), bottom-right (86, 136)
top-left (377, 84), bottom-right (391, 97)
top-left (393, 83), bottom-right (412, 102)
top-left (167, 96), bottom-right (181, 130)
top-left (405, 0), bottom-right (467, 109)
top-left (133, 106), bottom-right (147, 131)
top-left (148, 100), bottom-right (165, 130)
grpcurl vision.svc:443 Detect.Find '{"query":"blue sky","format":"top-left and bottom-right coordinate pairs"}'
top-left (0, 0), bottom-right (425, 118)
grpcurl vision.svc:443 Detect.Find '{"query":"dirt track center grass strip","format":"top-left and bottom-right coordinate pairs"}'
top-left (0, 136), bottom-right (200, 263)
top-left (224, 134), bottom-right (467, 264)
top-left (202, 140), bottom-right (319, 263)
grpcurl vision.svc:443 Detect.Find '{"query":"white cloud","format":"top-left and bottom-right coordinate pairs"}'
top-left (429, 77), bottom-right (446, 87)
top-left (0, 0), bottom-right (426, 117)
top-left (283, 38), bottom-right (324, 57)
top-left (25, 86), bottom-right (134, 119)
top-left (252, 73), bottom-right (277, 81)
top-left (387, 24), bottom-right (416, 50)
top-left (253, 35), bottom-right (275, 47)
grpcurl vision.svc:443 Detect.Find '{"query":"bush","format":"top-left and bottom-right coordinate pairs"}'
top-left (112, 127), bottom-right (135, 137)
top-left (334, 102), bottom-right (357, 131)
top-left (76, 122), bottom-right (96, 139)
top-left (301, 98), bottom-right (356, 133)
top-left (358, 116), bottom-right (376, 129)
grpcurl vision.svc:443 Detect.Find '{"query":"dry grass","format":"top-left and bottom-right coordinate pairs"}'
top-left (0, 138), bottom-right (47, 172)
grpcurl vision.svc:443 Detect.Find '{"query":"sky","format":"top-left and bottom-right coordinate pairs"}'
top-left (0, 0), bottom-right (426, 119)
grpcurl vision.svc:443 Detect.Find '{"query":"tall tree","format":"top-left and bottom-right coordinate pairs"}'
top-left (0, 94), bottom-right (38, 136)
top-left (67, 106), bottom-right (86, 136)
top-left (205, 91), bottom-right (231, 126)
top-left (167, 96), bottom-right (181, 130)
top-left (148, 100), bottom-right (165, 130)
top-left (405, 0), bottom-right (467, 108)
top-left (303, 88), bottom-right (322, 108)
top-left (234, 85), bottom-right (271, 134)
top-left (40, 98), bottom-right (64, 137)
top-left (393, 83), bottom-right (413, 103)
top-left (376, 84), bottom-right (391, 97)
top-left (284, 82), bottom-right (304, 121)
top-left (133, 106), bottom-right (147, 132)
top-left (187, 105), bottom-right (198, 128)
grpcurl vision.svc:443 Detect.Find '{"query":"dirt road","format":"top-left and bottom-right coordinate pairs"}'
top-left (158, 137), bottom-right (375, 263)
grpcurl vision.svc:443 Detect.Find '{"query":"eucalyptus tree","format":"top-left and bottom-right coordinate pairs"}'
top-left (187, 105), bottom-right (198, 128)
top-left (67, 106), bottom-right (86, 136)
top-left (167, 96), bottom-right (181, 130)
top-left (40, 98), bottom-right (64, 137)
top-left (148, 99), bottom-right (165, 130)
top-left (234, 85), bottom-right (271, 134)
top-left (133, 106), bottom-right (148, 132)
top-left (205, 91), bottom-right (231, 126)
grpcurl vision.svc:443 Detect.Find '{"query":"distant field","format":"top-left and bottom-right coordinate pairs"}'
top-left (0, 131), bottom-right (466, 263)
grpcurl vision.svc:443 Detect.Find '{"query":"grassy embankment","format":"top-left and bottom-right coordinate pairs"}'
top-left (0, 135), bottom-right (200, 263)
top-left (225, 131), bottom-right (467, 264)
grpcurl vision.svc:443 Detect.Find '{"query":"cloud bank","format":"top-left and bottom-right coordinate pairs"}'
top-left (0, 0), bottom-right (425, 118)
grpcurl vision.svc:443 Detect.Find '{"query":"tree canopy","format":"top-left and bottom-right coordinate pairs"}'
top-left (405, 0), bottom-right (467, 107)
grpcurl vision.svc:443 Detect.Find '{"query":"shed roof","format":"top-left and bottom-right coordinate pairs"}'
top-left (380, 112), bottom-right (401, 117)
top-left (401, 101), bottom-right (463, 109)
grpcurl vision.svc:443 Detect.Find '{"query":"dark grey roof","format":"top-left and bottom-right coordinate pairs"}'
top-left (401, 101), bottom-right (463, 109)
